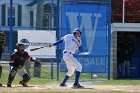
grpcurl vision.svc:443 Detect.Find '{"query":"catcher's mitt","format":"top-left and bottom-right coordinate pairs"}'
top-left (34, 60), bottom-right (41, 67)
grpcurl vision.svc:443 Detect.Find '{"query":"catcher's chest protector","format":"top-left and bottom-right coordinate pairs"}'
top-left (13, 52), bottom-right (28, 66)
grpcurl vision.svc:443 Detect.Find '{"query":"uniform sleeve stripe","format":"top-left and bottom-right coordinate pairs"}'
top-left (10, 58), bottom-right (15, 61)
top-left (26, 55), bottom-right (30, 60)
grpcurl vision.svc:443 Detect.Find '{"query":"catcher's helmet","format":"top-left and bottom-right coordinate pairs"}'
top-left (16, 43), bottom-right (25, 51)
top-left (72, 28), bottom-right (82, 35)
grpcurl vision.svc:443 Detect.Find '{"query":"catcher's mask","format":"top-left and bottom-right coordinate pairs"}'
top-left (16, 43), bottom-right (25, 52)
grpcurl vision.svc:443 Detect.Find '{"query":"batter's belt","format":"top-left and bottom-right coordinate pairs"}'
top-left (63, 51), bottom-right (72, 54)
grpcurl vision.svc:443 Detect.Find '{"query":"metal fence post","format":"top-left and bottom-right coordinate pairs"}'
top-left (10, 0), bottom-right (13, 55)
top-left (56, 0), bottom-right (60, 81)
top-left (107, 0), bottom-right (111, 80)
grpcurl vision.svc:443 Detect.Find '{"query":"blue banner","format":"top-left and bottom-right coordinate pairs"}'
top-left (60, 55), bottom-right (106, 73)
top-left (60, 3), bottom-right (108, 73)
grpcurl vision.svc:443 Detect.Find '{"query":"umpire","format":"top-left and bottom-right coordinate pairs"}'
top-left (0, 32), bottom-right (6, 87)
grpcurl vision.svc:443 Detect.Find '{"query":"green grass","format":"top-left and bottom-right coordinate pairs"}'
top-left (97, 79), bottom-right (140, 85)
top-left (0, 65), bottom-right (60, 85)
top-left (0, 65), bottom-right (94, 85)
top-left (0, 65), bottom-right (140, 93)
top-left (1, 65), bottom-right (140, 85)
top-left (0, 91), bottom-right (136, 93)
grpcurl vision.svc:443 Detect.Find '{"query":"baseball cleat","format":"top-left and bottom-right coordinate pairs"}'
top-left (73, 83), bottom-right (84, 88)
top-left (59, 83), bottom-right (67, 87)
top-left (19, 81), bottom-right (28, 87)
top-left (7, 83), bottom-right (12, 87)
top-left (0, 83), bottom-right (2, 87)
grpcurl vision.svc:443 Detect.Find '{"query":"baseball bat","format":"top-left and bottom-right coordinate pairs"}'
top-left (30, 46), bottom-right (45, 51)
top-left (30, 43), bottom-right (52, 51)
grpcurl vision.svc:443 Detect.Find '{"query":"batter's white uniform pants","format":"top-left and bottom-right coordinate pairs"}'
top-left (63, 51), bottom-right (82, 77)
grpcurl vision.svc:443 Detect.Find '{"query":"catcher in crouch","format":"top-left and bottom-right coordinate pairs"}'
top-left (7, 43), bottom-right (40, 87)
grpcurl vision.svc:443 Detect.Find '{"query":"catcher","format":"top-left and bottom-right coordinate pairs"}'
top-left (0, 32), bottom-right (6, 87)
top-left (7, 43), bottom-right (40, 87)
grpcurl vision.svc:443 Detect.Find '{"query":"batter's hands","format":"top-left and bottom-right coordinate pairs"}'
top-left (48, 43), bottom-right (53, 47)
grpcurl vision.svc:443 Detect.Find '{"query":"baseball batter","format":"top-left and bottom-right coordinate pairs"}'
top-left (49, 28), bottom-right (84, 88)
top-left (7, 43), bottom-right (40, 87)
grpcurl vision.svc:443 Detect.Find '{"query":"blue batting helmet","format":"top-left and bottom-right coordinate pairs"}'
top-left (72, 28), bottom-right (82, 35)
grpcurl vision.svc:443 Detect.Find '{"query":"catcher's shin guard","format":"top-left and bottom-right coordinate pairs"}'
top-left (7, 74), bottom-right (16, 84)
top-left (22, 73), bottom-right (30, 83)
top-left (0, 66), bottom-right (2, 78)
top-left (7, 67), bottom-right (18, 84)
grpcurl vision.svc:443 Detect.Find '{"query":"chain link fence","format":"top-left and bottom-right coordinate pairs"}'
top-left (0, 0), bottom-right (58, 80)
top-left (0, 0), bottom-right (111, 82)
top-left (0, 0), bottom-right (57, 59)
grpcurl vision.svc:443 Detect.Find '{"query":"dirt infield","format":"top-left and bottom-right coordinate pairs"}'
top-left (0, 84), bottom-right (140, 92)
